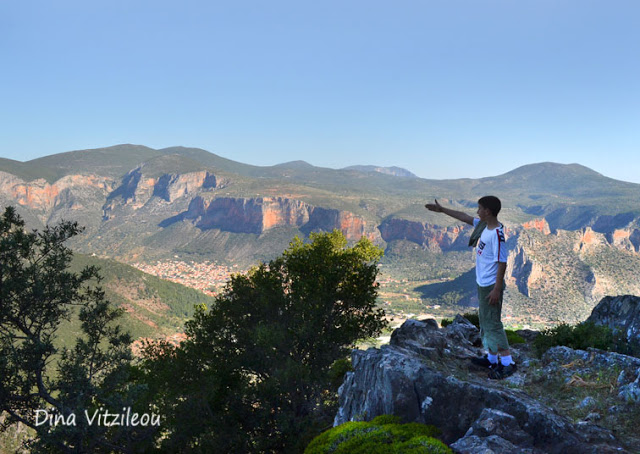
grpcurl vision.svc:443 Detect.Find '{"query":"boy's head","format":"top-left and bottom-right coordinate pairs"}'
top-left (478, 195), bottom-right (501, 217)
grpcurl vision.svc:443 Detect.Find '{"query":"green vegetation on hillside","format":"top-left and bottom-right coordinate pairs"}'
top-left (67, 253), bottom-right (215, 340)
top-left (26, 144), bottom-right (164, 182)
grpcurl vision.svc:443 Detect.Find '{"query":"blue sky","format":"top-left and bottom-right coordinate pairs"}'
top-left (1, 1), bottom-right (639, 182)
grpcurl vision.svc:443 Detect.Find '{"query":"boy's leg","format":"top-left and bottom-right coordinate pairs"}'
top-left (479, 284), bottom-right (518, 379)
top-left (471, 284), bottom-right (500, 368)
top-left (477, 283), bottom-right (510, 355)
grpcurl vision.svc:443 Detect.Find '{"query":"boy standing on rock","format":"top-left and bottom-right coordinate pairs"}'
top-left (425, 196), bottom-right (516, 379)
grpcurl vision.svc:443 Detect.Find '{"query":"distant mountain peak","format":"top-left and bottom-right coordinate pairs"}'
top-left (273, 160), bottom-right (314, 169)
top-left (501, 162), bottom-right (604, 179)
top-left (343, 165), bottom-right (417, 178)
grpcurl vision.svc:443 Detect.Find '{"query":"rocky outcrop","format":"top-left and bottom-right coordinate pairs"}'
top-left (587, 295), bottom-right (640, 344)
top-left (522, 218), bottom-right (551, 235)
top-left (335, 317), bottom-right (629, 453)
top-left (574, 227), bottom-right (608, 252)
top-left (605, 228), bottom-right (640, 253)
top-left (377, 218), bottom-right (469, 251)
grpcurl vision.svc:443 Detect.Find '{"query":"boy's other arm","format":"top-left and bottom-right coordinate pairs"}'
top-left (488, 262), bottom-right (507, 305)
top-left (424, 199), bottom-right (474, 225)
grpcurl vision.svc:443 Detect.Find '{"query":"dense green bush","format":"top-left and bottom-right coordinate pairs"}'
top-left (533, 321), bottom-right (639, 357)
top-left (304, 415), bottom-right (451, 454)
top-left (461, 311), bottom-right (479, 328)
top-left (440, 311), bottom-right (479, 328)
top-left (506, 330), bottom-right (525, 345)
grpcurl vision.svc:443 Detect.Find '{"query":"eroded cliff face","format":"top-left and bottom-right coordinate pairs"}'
top-left (606, 228), bottom-right (640, 253)
top-left (501, 225), bottom-right (640, 324)
top-left (574, 227), bottom-right (608, 252)
top-left (103, 169), bottom-right (219, 218)
top-left (377, 218), bottom-right (469, 251)
top-left (187, 196), bottom-right (369, 240)
top-left (0, 171), bottom-right (116, 215)
top-left (153, 171), bottom-right (217, 202)
top-left (305, 207), bottom-right (367, 241)
top-left (506, 244), bottom-right (544, 297)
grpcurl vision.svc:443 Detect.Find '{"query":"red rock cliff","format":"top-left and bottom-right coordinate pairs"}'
top-left (377, 218), bottom-right (469, 251)
top-left (0, 172), bottom-right (115, 212)
top-left (190, 197), bottom-right (367, 240)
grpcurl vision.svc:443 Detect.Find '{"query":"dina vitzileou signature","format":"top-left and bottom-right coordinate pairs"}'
top-left (35, 407), bottom-right (161, 427)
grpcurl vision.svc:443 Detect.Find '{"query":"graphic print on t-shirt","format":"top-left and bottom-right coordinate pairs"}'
top-left (474, 219), bottom-right (507, 286)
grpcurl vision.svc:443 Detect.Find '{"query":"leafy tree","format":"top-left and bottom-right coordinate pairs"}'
top-left (0, 207), bottom-right (152, 452)
top-left (142, 230), bottom-right (388, 453)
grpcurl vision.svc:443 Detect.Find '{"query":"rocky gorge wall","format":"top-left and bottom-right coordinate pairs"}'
top-left (377, 218), bottom-right (469, 251)
top-left (0, 171), bottom-right (116, 213)
top-left (3, 165), bottom-right (640, 309)
top-left (103, 168), bottom-right (219, 216)
top-left (185, 196), bottom-right (370, 241)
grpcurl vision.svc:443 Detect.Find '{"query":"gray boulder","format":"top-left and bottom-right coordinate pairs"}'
top-left (618, 367), bottom-right (640, 402)
top-left (450, 434), bottom-right (531, 454)
top-left (587, 294), bottom-right (640, 344)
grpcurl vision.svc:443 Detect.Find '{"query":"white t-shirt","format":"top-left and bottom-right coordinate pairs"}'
top-left (473, 218), bottom-right (507, 286)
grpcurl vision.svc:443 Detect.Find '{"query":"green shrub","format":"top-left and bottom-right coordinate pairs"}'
top-left (533, 321), bottom-right (638, 357)
top-left (462, 312), bottom-right (479, 328)
top-left (441, 311), bottom-right (479, 329)
top-left (505, 329), bottom-right (525, 345)
top-left (304, 415), bottom-right (451, 454)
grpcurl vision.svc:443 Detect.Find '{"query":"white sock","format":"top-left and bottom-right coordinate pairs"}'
top-left (488, 353), bottom-right (498, 365)
top-left (500, 355), bottom-right (513, 366)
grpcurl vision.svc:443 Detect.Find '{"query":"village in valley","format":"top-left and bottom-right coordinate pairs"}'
top-left (132, 260), bottom-right (241, 297)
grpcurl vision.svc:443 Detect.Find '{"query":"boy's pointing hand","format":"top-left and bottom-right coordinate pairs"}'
top-left (425, 199), bottom-right (443, 212)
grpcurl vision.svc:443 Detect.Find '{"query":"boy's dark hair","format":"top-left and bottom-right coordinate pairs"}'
top-left (478, 195), bottom-right (501, 217)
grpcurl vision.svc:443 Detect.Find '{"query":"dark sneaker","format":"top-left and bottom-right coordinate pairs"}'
top-left (470, 355), bottom-right (498, 369)
top-left (488, 363), bottom-right (517, 380)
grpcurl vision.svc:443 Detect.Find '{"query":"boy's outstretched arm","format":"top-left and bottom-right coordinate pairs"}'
top-left (425, 199), bottom-right (474, 225)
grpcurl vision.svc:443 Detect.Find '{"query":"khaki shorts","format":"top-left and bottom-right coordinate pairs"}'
top-left (477, 283), bottom-right (510, 352)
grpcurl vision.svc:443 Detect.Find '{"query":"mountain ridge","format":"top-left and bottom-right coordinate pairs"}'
top-left (2, 144), bottom-right (640, 326)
